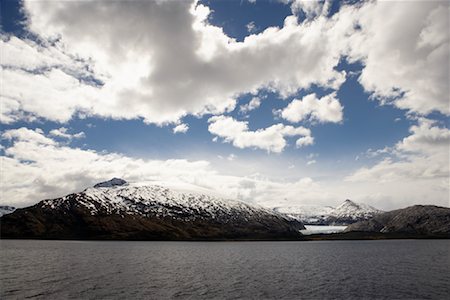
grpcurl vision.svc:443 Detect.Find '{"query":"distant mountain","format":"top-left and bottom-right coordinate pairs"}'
top-left (274, 199), bottom-right (383, 225)
top-left (93, 177), bottom-right (127, 188)
top-left (345, 205), bottom-right (450, 236)
top-left (1, 178), bottom-right (304, 240)
top-left (274, 205), bottom-right (334, 225)
top-left (0, 206), bottom-right (16, 217)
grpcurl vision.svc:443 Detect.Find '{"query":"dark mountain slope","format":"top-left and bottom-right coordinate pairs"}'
top-left (345, 205), bottom-right (450, 236)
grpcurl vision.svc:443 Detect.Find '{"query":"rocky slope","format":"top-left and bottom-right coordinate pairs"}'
top-left (345, 205), bottom-right (450, 236)
top-left (274, 199), bottom-right (383, 225)
top-left (1, 179), bottom-right (305, 240)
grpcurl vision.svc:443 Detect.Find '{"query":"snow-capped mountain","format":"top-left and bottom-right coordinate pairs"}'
top-left (274, 199), bottom-right (383, 225)
top-left (328, 199), bottom-right (383, 223)
top-left (0, 206), bottom-right (16, 217)
top-left (1, 178), bottom-right (304, 240)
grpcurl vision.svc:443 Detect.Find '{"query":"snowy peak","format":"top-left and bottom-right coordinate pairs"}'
top-left (339, 199), bottom-right (356, 207)
top-left (93, 178), bottom-right (127, 188)
top-left (333, 199), bottom-right (382, 218)
top-left (0, 205), bottom-right (16, 217)
top-left (275, 199), bottom-right (383, 225)
top-left (336, 199), bottom-right (363, 210)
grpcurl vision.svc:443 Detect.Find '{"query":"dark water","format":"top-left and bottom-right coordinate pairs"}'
top-left (1, 240), bottom-right (449, 299)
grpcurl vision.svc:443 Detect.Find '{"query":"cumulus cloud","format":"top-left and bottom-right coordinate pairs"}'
top-left (173, 123), bottom-right (189, 134)
top-left (280, 92), bottom-right (343, 123)
top-left (396, 118), bottom-right (450, 155)
top-left (0, 36), bottom-right (100, 124)
top-left (239, 97), bottom-right (261, 113)
top-left (288, 0), bottom-right (330, 19)
top-left (295, 135), bottom-right (314, 147)
top-left (286, 1), bottom-right (449, 116)
top-left (346, 1), bottom-right (449, 115)
top-left (2, 128), bottom-right (55, 145)
top-left (208, 116), bottom-right (312, 153)
top-left (49, 127), bottom-right (85, 140)
top-left (0, 0), bottom-right (446, 127)
top-left (1, 0), bottom-right (353, 125)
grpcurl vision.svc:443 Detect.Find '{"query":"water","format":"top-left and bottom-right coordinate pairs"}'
top-left (1, 240), bottom-right (449, 299)
top-left (300, 225), bottom-right (347, 235)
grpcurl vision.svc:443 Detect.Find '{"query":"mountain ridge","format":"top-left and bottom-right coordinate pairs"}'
top-left (1, 179), bottom-right (305, 240)
top-left (345, 205), bottom-right (450, 235)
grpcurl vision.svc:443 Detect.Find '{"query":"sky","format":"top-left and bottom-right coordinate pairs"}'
top-left (0, 0), bottom-right (449, 210)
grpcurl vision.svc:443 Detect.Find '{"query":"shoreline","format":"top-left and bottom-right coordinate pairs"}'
top-left (1, 231), bottom-right (449, 242)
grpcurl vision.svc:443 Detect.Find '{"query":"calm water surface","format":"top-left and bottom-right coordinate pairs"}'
top-left (1, 239), bottom-right (449, 299)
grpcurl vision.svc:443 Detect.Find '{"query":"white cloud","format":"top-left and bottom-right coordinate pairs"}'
top-left (1, 127), bottom-right (448, 210)
top-left (307, 159), bottom-right (316, 165)
top-left (173, 123), bottom-right (189, 134)
top-left (208, 115), bottom-right (312, 153)
top-left (49, 127), bottom-right (85, 140)
top-left (396, 118), bottom-right (450, 155)
top-left (289, 0), bottom-right (330, 19)
top-left (366, 146), bottom-right (392, 159)
top-left (0, 36), bottom-right (90, 74)
top-left (239, 97), bottom-right (261, 113)
top-left (1, 0), bottom-right (353, 125)
top-left (0, 127), bottom-right (327, 208)
top-left (347, 119), bottom-right (449, 184)
top-left (281, 92), bottom-right (343, 123)
top-left (1, 1), bottom-right (446, 126)
top-left (340, 118), bottom-right (450, 208)
top-left (2, 128), bottom-right (55, 146)
top-left (286, 1), bottom-right (449, 116)
top-left (1, 127), bottom-right (214, 206)
top-left (0, 66), bottom-right (99, 124)
top-left (246, 21), bottom-right (257, 33)
top-left (295, 135), bottom-right (314, 147)
top-left (346, 1), bottom-right (449, 115)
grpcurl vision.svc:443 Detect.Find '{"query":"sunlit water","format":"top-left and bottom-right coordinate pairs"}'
top-left (1, 240), bottom-right (449, 299)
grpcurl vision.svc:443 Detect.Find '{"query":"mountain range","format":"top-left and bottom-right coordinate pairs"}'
top-left (274, 199), bottom-right (383, 225)
top-left (1, 178), bottom-right (449, 240)
top-left (0, 178), bottom-right (304, 240)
